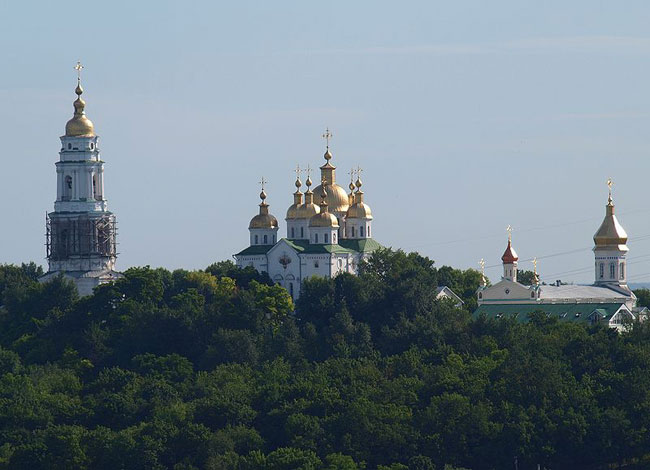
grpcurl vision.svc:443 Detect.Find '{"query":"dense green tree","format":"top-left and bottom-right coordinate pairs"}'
top-left (0, 254), bottom-right (649, 469)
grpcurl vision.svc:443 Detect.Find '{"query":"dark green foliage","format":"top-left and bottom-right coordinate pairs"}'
top-left (0, 258), bottom-right (648, 469)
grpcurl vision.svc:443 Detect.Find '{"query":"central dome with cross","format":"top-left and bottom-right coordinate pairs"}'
top-left (311, 128), bottom-right (350, 215)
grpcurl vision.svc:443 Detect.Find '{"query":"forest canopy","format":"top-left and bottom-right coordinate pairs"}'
top-left (0, 251), bottom-right (649, 469)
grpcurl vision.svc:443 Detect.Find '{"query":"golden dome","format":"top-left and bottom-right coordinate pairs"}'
top-left (65, 83), bottom-right (95, 137)
top-left (347, 201), bottom-right (373, 219)
top-left (286, 176), bottom-right (303, 220)
top-left (594, 201), bottom-right (628, 249)
top-left (295, 177), bottom-right (320, 219)
top-left (249, 189), bottom-right (278, 229)
top-left (311, 182), bottom-right (349, 213)
top-left (310, 211), bottom-right (339, 228)
top-left (309, 186), bottom-right (339, 228)
top-left (296, 197), bottom-right (320, 219)
top-left (286, 205), bottom-right (300, 220)
top-left (249, 213), bottom-right (278, 229)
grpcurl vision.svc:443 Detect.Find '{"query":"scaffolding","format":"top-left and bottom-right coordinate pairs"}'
top-left (46, 212), bottom-right (117, 261)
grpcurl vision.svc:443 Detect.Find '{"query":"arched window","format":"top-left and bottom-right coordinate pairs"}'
top-left (291, 227), bottom-right (295, 238)
top-left (610, 262), bottom-right (616, 279)
top-left (289, 282), bottom-right (294, 297)
top-left (90, 143), bottom-right (94, 150)
top-left (599, 263), bottom-right (604, 279)
top-left (63, 175), bottom-right (73, 201)
top-left (68, 143), bottom-right (72, 150)
top-left (300, 227), bottom-right (304, 238)
top-left (360, 226), bottom-right (364, 237)
top-left (263, 234), bottom-right (268, 244)
top-left (272, 235), bottom-right (276, 244)
top-left (314, 233), bottom-right (319, 244)
top-left (620, 262), bottom-right (625, 280)
top-left (478, 292), bottom-right (483, 299)
top-left (368, 226), bottom-right (370, 237)
top-left (255, 235), bottom-right (259, 244)
top-left (93, 174), bottom-right (100, 200)
top-left (531, 291), bottom-right (535, 298)
top-left (351, 226), bottom-right (355, 238)
top-left (333, 233), bottom-right (336, 243)
top-left (324, 233), bottom-right (329, 243)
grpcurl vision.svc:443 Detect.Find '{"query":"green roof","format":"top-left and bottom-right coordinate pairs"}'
top-left (338, 238), bottom-right (383, 253)
top-left (237, 238), bottom-right (384, 257)
top-left (473, 303), bottom-right (624, 323)
top-left (284, 238), bottom-right (383, 254)
top-left (235, 244), bottom-right (274, 256)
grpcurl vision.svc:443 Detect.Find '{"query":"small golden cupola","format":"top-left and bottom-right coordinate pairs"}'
top-left (348, 169), bottom-right (356, 206)
top-left (593, 179), bottom-right (628, 250)
top-left (248, 179), bottom-right (279, 246)
top-left (296, 171), bottom-right (320, 219)
top-left (309, 182), bottom-right (339, 228)
top-left (65, 62), bottom-right (95, 137)
top-left (286, 166), bottom-right (304, 221)
top-left (346, 172), bottom-right (373, 220)
top-left (249, 184), bottom-right (278, 230)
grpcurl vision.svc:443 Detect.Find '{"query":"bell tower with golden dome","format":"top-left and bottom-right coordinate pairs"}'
top-left (40, 62), bottom-right (120, 295)
top-left (593, 179), bottom-right (629, 287)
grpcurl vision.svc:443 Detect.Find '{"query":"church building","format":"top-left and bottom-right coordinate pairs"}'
top-left (234, 132), bottom-right (382, 299)
top-left (39, 63), bottom-right (121, 296)
top-left (474, 182), bottom-right (645, 331)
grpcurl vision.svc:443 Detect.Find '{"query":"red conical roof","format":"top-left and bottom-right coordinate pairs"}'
top-left (502, 240), bottom-right (518, 264)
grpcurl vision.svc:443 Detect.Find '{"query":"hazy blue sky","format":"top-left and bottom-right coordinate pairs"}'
top-left (2, 1), bottom-right (650, 283)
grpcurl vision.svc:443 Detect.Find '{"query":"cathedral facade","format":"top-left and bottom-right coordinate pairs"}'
top-left (234, 139), bottom-right (381, 299)
top-left (39, 65), bottom-right (121, 296)
top-left (474, 185), bottom-right (645, 330)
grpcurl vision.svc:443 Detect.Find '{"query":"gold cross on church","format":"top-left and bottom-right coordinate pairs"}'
top-left (259, 177), bottom-right (267, 191)
top-left (607, 177), bottom-right (613, 201)
top-left (322, 127), bottom-right (333, 150)
top-left (74, 61), bottom-right (84, 83)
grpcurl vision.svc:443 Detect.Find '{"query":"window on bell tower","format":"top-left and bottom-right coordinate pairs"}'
top-left (63, 175), bottom-right (72, 201)
top-left (599, 263), bottom-right (604, 279)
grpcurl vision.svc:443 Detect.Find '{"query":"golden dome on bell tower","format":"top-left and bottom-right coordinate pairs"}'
top-left (593, 178), bottom-right (628, 249)
top-left (65, 62), bottom-right (95, 137)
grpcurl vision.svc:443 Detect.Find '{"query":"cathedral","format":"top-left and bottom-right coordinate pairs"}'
top-left (234, 132), bottom-right (382, 299)
top-left (39, 64), bottom-right (121, 296)
top-left (474, 183), bottom-right (646, 330)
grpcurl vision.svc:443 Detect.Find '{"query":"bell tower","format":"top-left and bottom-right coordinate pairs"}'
top-left (501, 226), bottom-right (518, 282)
top-left (593, 179), bottom-right (629, 287)
top-left (40, 62), bottom-right (121, 295)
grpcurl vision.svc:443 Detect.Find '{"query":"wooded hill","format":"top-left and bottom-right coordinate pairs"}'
top-left (0, 250), bottom-right (649, 469)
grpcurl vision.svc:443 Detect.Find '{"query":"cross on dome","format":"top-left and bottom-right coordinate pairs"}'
top-left (322, 127), bottom-right (333, 150)
top-left (607, 177), bottom-right (614, 204)
top-left (74, 60), bottom-right (84, 84)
